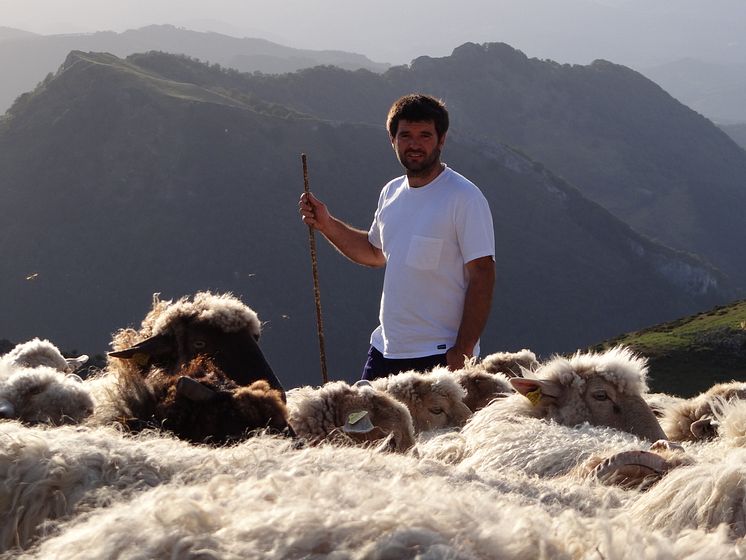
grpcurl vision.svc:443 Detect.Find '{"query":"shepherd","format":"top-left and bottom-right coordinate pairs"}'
top-left (299, 94), bottom-right (495, 381)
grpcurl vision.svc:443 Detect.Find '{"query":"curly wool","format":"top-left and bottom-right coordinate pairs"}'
top-left (120, 292), bottom-right (262, 344)
top-left (534, 346), bottom-right (650, 396)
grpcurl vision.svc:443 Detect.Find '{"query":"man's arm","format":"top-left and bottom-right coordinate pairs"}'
top-left (446, 255), bottom-right (496, 370)
top-left (299, 192), bottom-right (386, 268)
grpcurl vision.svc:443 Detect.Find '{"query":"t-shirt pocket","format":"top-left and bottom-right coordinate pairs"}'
top-left (405, 235), bottom-right (444, 270)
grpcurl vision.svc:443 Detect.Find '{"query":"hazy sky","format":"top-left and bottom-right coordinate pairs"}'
top-left (2, 0), bottom-right (745, 68)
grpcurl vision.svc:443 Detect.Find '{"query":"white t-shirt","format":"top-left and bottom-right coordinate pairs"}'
top-left (367, 166), bottom-right (495, 358)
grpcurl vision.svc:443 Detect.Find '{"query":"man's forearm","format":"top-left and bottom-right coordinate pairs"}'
top-left (321, 217), bottom-right (386, 268)
top-left (450, 257), bottom-right (495, 366)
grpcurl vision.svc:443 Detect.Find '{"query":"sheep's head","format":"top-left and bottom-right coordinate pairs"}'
top-left (662, 381), bottom-right (746, 442)
top-left (339, 382), bottom-right (416, 452)
top-left (454, 363), bottom-right (513, 412)
top-left (373, 369), bottom-right (473, 433)
top-left (0, 367), bottom-right (94, 425)
top-left (287, 381), bottom-right (415, 452)
top-left (109, 292), bottom-right (285, 400)
top-left (510, 347), bottom-right (667, 441)
top-left (128, 356), bottom-right (291, 445)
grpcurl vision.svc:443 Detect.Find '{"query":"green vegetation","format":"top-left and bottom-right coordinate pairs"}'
top-left (592, 301), bottom-right (746, 397)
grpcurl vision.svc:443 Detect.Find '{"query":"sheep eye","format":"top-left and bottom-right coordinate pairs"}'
top-left (27, 385), bottom-right (45, 396)
top-left (193, 340), bottom-right (207, 350)
top-left (429, 407), bottom-right (444, 415)
top-left (592, 391), bottom-right (609, 401)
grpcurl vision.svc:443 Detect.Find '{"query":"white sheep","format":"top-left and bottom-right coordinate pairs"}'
top-left (286, 380), bottom-right (415, 452)
top-left (0, 364), bottom-right (94, 425)
top-left (503, 346), bottom-right (667, 442)
top-left (371, 367), bottom-right (473, 432)
top-left (0, 338), bottom-right (88, 378)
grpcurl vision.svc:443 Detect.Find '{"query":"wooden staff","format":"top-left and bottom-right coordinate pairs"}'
top-left (302, 153), bottom-right (329, 384)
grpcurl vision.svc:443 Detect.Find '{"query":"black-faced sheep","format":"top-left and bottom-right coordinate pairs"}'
top-left (108, 292), bottom-right (285, 400)
top-left (453, 359), bottom-right (513, 412)
top-left (0, 338), bottom-right (88, 376)
top-left (0, 365), bottom-right (94, 425)
top-left (95, 356), bottom-right (292, 445)
top-left (371, 368), bottom-right (473, 432)
top-left (286, 380), bottom-right (416, 452)
top-left (660, 381), bottom-right (746, 442)
top-left (501, 346), bottom-right (667, 441)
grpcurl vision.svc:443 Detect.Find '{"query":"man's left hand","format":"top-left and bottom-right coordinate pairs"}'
top-left (446, 347), bottom-right (470, 371)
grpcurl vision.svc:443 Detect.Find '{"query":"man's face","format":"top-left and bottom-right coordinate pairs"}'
top-left (391, 119), bottom-right (446, 176)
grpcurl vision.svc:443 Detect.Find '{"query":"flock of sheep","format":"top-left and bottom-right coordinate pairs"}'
top-left (2, 291), bottom-right (746, 558)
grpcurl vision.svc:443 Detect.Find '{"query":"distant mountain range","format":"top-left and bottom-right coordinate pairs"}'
top-left (0, 24), bottom-right (389, 115)
top-left (641, 58), bottom-right (746, 124)
top-left (1, 50), bottom-right (736, 389)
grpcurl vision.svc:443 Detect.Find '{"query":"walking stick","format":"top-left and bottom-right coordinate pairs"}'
top-left (302, 153), bottom-right (329, 384)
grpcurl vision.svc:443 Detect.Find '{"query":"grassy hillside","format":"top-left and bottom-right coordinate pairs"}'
top-left (593, 300), bottom-right (746, 397)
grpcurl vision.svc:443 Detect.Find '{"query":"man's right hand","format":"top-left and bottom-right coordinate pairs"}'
top-left (299, 192), bottom-right (331, 233)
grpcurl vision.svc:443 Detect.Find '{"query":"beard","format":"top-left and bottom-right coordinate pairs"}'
top-left (398, 146), bottom-right (442, 177)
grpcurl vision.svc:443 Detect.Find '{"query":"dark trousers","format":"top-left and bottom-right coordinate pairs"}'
top-left (361, 345), bottom-right (448, 381)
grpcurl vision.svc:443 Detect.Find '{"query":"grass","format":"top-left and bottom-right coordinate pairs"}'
top-left (592, 300), bottom-right (746, 397)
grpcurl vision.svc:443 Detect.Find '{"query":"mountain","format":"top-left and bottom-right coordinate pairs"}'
top-left (0, 51), bottom-right (729, 389)
top-left (138, 42), bottom-right (746, 287)
top-left (0, 24), bottom-right (389, 115)
top-left (641, 58), bottom-right (746, 124)
top-left (592, 300), bottom-right (746, 398)
top-left (720, 123), bottom-right (746, 150)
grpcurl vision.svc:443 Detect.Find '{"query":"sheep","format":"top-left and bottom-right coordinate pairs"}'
top-left (370, 367), bottom-right (473, 432)
top-left (286, 380), bottom-right (416, 452)
top-left (480, 348), bottom-right (539, 377)
top-left (0, 337), bottom-right (88, 377)
top-left (92, 356), bottom-right (292, 445)
top-left (660, 381), bottom-right (746, 442)
top-left (453, 358), bottom-right (514, 412)
top-left (108, 292), bottom-right (285, 400)
top-left (504, 346), bottom-right (668, 442)
top-left (0, 364), bottom-right (94, 425)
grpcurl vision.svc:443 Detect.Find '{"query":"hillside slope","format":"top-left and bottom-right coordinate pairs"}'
top-left (593, 300), bottom-right (746, 397)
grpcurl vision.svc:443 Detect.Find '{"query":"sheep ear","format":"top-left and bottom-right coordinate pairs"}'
top-left (176, 376), bottom-right (218, 402)
top-left (108, 334), bottom-right (172, 362)
top-left (0, 398), bottom-right (16, 419)
top-left (510, 378), bottom-right (561, 405)
top-left (342, 410), bottom-right (375, 434)
top-left (690, 416), bottom-right (718, 440)
top-left (65, 355), bottom-right (89, 372)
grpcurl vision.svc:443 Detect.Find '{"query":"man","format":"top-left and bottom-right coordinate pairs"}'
top-left (299, 94), bottom-right (495, 380)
